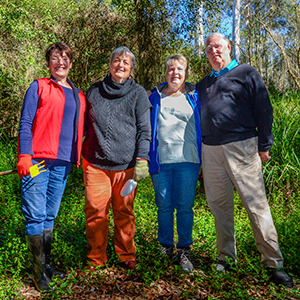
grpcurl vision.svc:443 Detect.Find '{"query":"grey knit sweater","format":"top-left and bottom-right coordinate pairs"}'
top-left (83, 75), bottom-right (151, 170)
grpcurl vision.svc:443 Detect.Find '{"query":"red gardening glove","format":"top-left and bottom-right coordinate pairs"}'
top-left (17, 154), bottom-right (33, 179)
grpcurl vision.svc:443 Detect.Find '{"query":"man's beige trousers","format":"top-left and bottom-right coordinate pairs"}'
top-left (202, 137), bottom-right (283, 268)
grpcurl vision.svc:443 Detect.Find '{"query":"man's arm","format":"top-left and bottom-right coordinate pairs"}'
top-left (248, 67), bottom-right (274, 152)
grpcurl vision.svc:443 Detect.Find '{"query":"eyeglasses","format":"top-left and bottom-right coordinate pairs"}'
top-left (206, 44), bottom-right (223, 53)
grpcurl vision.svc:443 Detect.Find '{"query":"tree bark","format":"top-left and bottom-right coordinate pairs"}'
top-left (261, 21), bottom-right (300, 90)
top-left (196, 3), bottom-right (204, 56)
top-left (232, 0), bottom-right (241, 62)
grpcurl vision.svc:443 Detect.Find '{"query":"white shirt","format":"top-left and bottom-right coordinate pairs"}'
top-left (158, 92), bottom-right (200, 164)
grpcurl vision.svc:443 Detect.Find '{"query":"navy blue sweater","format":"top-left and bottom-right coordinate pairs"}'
top-left (196, 64), bottom-right (273, 152)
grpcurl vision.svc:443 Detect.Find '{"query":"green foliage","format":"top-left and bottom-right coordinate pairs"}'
top-left (0, 0), bottom-right (299, 297)
top-left (49, 269), bottom-right (79, 298)
top-left (0, 89), bottom-right (300, 298)
top-left (0, 0), bottom-right (184, 139)
top-left (264, 91), bottom-right (300, 197)
top-left (184, 47), bottom-right (212, 83)
top-left (0, 276), bottom-right (25, 300)
top-left (0, 135), bottom-right (19, 212)
top-left (0, 0), bottom-right (60, 138)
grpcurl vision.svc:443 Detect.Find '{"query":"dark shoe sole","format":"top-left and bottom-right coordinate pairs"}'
top-left (270, 275), bottom-right (293, 287)
top-left (267, 268), bottom-right (293, 288)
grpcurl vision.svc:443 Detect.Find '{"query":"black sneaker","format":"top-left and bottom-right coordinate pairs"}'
top-left (159, 246), bottom-right (174, 260)
top-left (267, 268), bottom-right (293, 287)
top-left (213, 260), bottom-right (232, 272)
top-left (176, 248), bottom-right (193, 272)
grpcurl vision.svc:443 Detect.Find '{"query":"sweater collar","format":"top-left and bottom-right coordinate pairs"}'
top-left (102, 74), bottom-right (134, 99)
top-left (210, 59), bottom-right (239, 78)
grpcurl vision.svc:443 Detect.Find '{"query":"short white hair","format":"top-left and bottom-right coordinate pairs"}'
top-left (205, 33), bottom-right (231, 48)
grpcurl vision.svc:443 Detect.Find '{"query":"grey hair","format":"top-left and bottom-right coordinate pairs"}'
top-left (165, 54), bottom-right (189, 73)
top-left (110, 46), bottom-right (137, 69)
top-left (205, 33), bottom-right (231, 48)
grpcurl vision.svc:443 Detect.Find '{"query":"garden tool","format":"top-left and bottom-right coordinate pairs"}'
top-left (0, 169), bottom-right (17, 176)
top-left (120, 179), bottom-right (138, 197)
top-left (29, 161), bottom-right (46, 178)
top-left (0, 160), bottom-right (46, 178)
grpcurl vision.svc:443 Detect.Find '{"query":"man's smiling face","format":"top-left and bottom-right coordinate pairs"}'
top-left (206, 36), bottom-right (231, 72)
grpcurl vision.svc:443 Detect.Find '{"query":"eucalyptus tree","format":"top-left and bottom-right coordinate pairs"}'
top-left (257, 0), bottom-right (300, 90)
top-left (159, 0), bottom-right (229, 81)
top-left (232, 0), bottom-right (241, 62)
top-left (234, 0), bottom-right (300, 90)
top-left (196, 3), bottom-right (205, 56)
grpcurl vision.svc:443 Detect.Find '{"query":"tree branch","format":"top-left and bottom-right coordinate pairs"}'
top-left (259, 20), bottom-right (300, 89)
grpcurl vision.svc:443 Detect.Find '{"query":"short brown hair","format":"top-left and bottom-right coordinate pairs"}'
top-left (165, 54), bottom-right (188, 73)
top-left (45, 42), bottom-right (73, 64)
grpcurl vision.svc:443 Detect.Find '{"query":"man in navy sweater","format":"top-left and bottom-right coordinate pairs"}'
top-left (196, 32), bottom-right (293, 287)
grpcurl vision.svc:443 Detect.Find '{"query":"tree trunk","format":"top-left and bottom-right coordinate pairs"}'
top-left (195, 3), bottom-right (204, 56)
top-left (261, 21), bottom-right (300, 90)
top-left (232, 0), bottom-right (241, 62)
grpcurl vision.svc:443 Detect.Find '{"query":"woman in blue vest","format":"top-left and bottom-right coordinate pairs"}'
top-left (149, 54), bottom-right (201, 272)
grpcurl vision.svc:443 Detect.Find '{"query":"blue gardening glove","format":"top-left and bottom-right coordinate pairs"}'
top-left (133, 159), bottom-right (149, 182)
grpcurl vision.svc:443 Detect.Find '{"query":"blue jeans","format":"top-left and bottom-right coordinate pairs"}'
top-left (21, 159), bottom-right (72, 236)
top-left (151, 163), bottom-right (200, 248)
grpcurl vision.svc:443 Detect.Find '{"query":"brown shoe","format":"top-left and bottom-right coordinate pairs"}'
top-left (119, 260), bottom-right (137, 270)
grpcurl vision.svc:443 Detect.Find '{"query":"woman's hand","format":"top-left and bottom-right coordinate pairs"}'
top-left (17, 154), bottom-right (33, 178)
top-left (133, 159), bottom-right (149, 182)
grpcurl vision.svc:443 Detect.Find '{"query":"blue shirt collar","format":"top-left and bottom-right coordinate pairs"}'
top-left (210, 59), bottom-right (239, 77)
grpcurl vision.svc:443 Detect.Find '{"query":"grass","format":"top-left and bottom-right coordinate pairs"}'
top-left (0, 91), bottom-right (299, 299)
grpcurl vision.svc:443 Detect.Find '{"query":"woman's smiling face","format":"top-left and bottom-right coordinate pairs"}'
top-left (48, 49), bottom-right (72, 81)
top-left (165, 60), bottom-right (188, 88)
top-left (109, 53), bottom-right (132, 83)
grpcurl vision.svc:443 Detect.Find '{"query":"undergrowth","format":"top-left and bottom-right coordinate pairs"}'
top-left (0, 91), bottom-right (299, 299)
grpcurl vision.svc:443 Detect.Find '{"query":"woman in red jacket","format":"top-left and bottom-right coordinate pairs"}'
top-left (17, 42), bottom-right (85, 291)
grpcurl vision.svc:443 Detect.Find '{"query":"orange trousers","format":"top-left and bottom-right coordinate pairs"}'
top-left (83, 158), bottom-right (137, 266)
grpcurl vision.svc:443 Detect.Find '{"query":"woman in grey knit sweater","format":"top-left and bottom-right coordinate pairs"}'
top-left (82, 46), bottom-right (151, 271)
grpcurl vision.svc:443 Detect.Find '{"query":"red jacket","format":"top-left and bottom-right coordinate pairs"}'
top-left (19, 78), bottom-right (86, 167)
